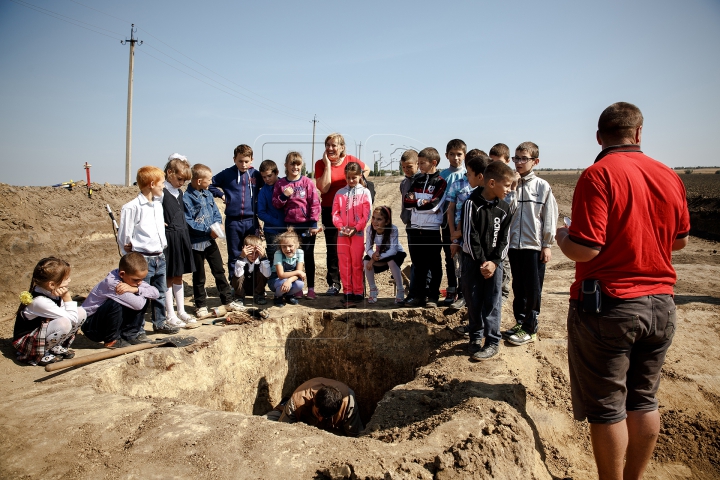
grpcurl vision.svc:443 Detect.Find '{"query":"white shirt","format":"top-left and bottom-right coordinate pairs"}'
top-left (117, 193), bottom-right (167, 255)
top-left (234, 257), bottom-right (271, 278)
top-left (24, 286), bottom-right (81, 326)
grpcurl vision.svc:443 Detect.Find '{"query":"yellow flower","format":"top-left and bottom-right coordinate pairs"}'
top-left (19, 291), bottom-right (33, 306)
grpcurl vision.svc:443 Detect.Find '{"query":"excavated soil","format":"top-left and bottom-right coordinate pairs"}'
top-left (0, 175), bottom-right (719, 479)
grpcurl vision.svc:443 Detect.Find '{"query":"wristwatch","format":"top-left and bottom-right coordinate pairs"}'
top-left (452, 239), bottom-right (460, 244)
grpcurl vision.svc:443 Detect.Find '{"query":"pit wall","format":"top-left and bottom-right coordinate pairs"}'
top-left (93, 309), bottom-right (461, 423)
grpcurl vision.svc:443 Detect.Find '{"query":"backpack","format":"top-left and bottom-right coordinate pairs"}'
top-left (362, 173), bottom-right (375, 203)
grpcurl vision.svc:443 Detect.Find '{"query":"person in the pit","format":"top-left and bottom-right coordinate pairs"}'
top-left (556, 102), bottom-right (690, 480)
top-left (314, 133), bottom-right (370, 296)
top-left (267, 377), bottom-right (363, 437)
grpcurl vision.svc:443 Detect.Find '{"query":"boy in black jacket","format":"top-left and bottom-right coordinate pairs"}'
top-left (461, 161), bottom-right (515, 361)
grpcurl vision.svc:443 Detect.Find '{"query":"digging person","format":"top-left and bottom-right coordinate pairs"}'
top-left (556, 102), bottom-right (690, 480)
top-left (266, 377), bottom-right (363, 437)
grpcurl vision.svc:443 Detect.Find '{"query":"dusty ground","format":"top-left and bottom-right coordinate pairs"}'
top-left (0, 175), bottom-right (719, 479)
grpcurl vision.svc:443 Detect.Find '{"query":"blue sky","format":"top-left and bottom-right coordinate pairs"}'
top-left (1, 0), bottom-right (719, 186)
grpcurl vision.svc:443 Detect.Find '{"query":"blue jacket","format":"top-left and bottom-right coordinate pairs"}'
top-left (257, 184), bottom-right (286, 234)
top-left (183, 184), bottom-right (223, 244)
top-left (208, 165), bottom-right (264, 219)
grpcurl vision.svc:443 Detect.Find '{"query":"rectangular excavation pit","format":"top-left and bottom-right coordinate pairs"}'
top-left (93, 308), bottom-right (463, 425)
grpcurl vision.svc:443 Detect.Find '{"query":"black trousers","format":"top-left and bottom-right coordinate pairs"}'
top-left (508, 248), bottom-right (546, 334)
top-left (441, 224), bottom-right (458, 290)
top-left (407, 228), bottom-right (443, 301)
top-left (82, 299), bottom-right (147, 343)
top-left (321, 206), bottom-right (341, 288)
top-left (192, 239), bottom-right (233, 307)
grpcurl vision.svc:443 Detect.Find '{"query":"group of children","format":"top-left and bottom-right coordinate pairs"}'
top-left (13, 137), bottom-right (557, 366)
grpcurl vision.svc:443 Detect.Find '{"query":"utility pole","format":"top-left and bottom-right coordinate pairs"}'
top-left (121, 24), bottom-right (142, 186)
top-left (310, 114), bottom-right (317, 176)
top-left (358, 141), bottom-right (362, 160)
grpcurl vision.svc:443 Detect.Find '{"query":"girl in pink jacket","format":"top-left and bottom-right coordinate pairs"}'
top-left (273, 152), bottom-right (321, 299)
top-left (332, 162), bottom-right (372, 306)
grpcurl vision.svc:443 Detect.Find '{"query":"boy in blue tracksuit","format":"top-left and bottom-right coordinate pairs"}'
top-left (257, 159), bottom-right (286, 264)
top-left (208, 144), bottom-right (264, 283)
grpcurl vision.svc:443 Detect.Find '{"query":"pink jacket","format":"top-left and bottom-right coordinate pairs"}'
top-left (332, 185), bottom-right (372, 236)
top-left (272, 176), bottom-right (321, 226)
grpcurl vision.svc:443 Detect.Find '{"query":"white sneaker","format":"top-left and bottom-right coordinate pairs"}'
top-left (195, 307), bottom-right (212, 319)
top-left (227, 300), bottom-right (245, 312)
top-left (166, 315), bottom-right (186, 328)
top-left (177, 311), bottom-right (197, 323)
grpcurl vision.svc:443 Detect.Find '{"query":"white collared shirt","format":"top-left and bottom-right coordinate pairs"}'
top-left (117, 193), bottom-right (167, 255)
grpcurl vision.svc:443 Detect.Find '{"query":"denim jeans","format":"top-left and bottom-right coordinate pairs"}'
top-left (461, 254), bottom-right (503, 346)
top-left (143, 253), bottom-right (167, 327)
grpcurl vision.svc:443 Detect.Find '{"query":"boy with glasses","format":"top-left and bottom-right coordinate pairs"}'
top-left (503, 142), bottom-right (558, 346)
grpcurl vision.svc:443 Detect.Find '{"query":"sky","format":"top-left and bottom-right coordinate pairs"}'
top-left (1, 0), bottom-right (719, 186)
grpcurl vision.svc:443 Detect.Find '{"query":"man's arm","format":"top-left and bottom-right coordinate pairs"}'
top-left (555, 227), bottom-right (600, 262)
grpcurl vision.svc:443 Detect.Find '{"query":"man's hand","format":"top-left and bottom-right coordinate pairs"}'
top-left (540, 247), bottom-right (552, 264)
top-left (480, 261), bottom-right (496, 279)
top-left (116, 282), bottom-right (139, 295)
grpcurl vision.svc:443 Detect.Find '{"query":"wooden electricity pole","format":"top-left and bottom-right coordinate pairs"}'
top-left (121, 24), bottom-right (142, 186)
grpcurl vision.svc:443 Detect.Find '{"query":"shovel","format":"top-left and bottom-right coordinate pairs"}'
top-left (44, 335), bottom-right (197, 372)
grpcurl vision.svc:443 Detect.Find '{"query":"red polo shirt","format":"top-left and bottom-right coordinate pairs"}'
top-left (568, 145), bottom-right (690, 300)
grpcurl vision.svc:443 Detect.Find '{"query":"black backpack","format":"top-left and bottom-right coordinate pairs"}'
top-left (362, 173), bottom-right (375, 203)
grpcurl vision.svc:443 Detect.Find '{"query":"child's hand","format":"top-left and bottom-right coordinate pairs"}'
top-left (450, 244), bottom-right (461, 257)
top-left (372, 251), bottom-right (381, 261)
top-left (480, 261), bottom-right (496, 279)
top-left (406, 192), bottom-right (415, 201)
top-left (417, 199), bottom-right (426, 207)
top-left (283, 186), bottom-right (294, 197)
top-left (255, 244), bottom-right (266, 258)
top-left (210, 229), bottom-right (218, 239)
top-left (116, 282), bottom-right (139, 295)
top-left (365, 261), bottom-right (374, 271)
top-left (124, 243), bottom-right (133, 253)
top-left (298, 271), bottom-right (307, 282)
top-left (451, 230), bottom-right (462, 241)
top-left (308, 227), bottom-right (322, 236)
top-left (345, 227), bottom-right (356, 237)
top-left (53, 286), bottom-right (71, 302)
top-left (280, 280), bottom-right (292, 293)
top-left (511, 172), bottom-right (520, 191)
top-left (241, 244), bottom-right (254, 258)
top-left (540, 247), bottom-right (552, 264)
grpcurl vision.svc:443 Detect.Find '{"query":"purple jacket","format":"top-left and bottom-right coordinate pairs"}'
top-left (272, 176), bottom-right (320, 226)
top-left (82, 269), bottom-right (159, 317)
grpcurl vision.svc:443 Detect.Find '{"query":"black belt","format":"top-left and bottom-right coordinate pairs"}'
top-left (135, 251), bottom-right (163, 256)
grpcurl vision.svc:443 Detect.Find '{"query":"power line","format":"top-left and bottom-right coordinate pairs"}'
top-left (9, 0), bottom-right (124, 39)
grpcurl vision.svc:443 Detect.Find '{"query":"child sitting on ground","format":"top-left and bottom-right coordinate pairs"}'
top-left (364, 206), bottom-right (407, 305)
top-left (332, 161), bottom-right (372, 306)
top-left (272, 152), bottom-right (321, 299)
top-left (461, 161), bottom-right (516, 361)
top-left (184, 163), bottom-right (243, 318)
top-left (232, 235), bottom-right (271, 306)
top-left (257, 159), bottom-right (286, 265)
top-left (13, 257), bottom-right (87, 366)
top-left (117, 165), bottom-right (176, 335)
top-left (162, 154), bottom-right (196, 328)
top-left (503, 142), bottom-right (558, 346)
top-left (268, 228), bottom-right (307, 307)
top-left (81, 253), bottom-right (159, 349)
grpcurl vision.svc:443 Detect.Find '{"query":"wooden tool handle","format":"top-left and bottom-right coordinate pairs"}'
top-left (45, 342), bottom-right (157, 372)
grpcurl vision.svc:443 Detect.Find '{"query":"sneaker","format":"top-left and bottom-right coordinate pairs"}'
top-left (442, 290), bottom-right (457, 306)
top-left (105, 338), bottom-right (132, 349)
top-left (37, 353), bottom-right (60, 366)
top-left (325, 285), bottom-right (340, 296)
top-left (166, 315), bottom-right (186, 328)
top-left (152, 322), bottom-right (180, 335)
top-left (454, 324), bottom-right (470, 338)
top-left (306, 288), bottom-right (317, 300)
top-left (502, 323), bottom-right (524, 339)
top-left (49, 345), bottom-right (75, 359)
top-left (177, 311), bottom-right (197, 323)
top-left (286, 295), bottom-right (299, 306)
top-left (195, 307), bottom-right (212, 320)
top-left (450, 297), bottom-right (466, 309)
top-left (227, 300), bottom-right (245, 312)
top-left (468, 342), bottom-right (483, 355)
top-left (294, 290), bottom-right (304, 299)
top-left (471, 343), bottom-right (499, 361)
top-left (405, 297), bottom-right (425, 307)
top-left (426, 298), bottom-right (439, 308)
top-left (126, 335), bottom-right (152, 345)
top-left (273, 297), bottom-right (285, 307)
top-left (254, 295), bottom-right (268, 305)
top-left (508, 329), bottom-right (537, 346)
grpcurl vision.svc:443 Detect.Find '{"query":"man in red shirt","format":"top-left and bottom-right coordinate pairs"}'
top-left (556, 102), bottom-right (690, 480)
